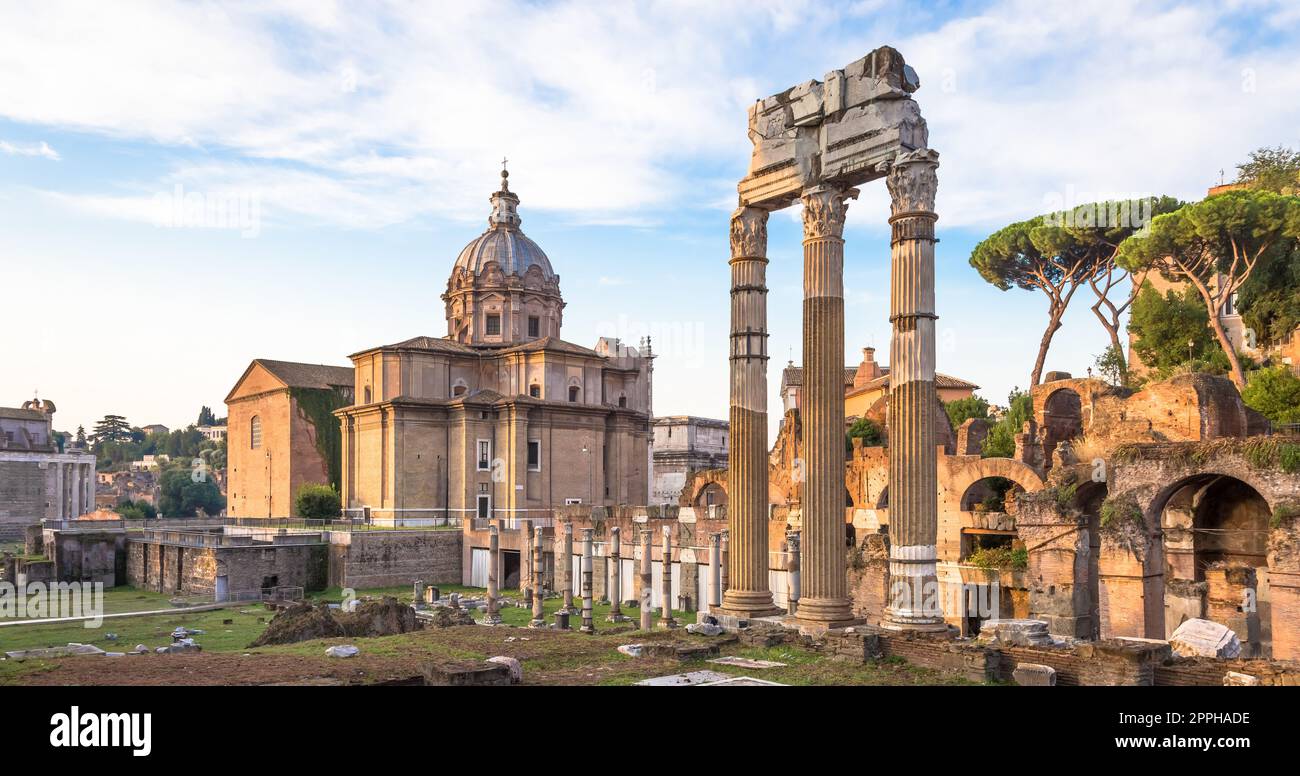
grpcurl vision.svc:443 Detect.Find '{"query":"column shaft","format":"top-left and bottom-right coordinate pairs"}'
top-left (797, 185), bottom-right (854, 626)
top-left (721, 206), bottom-right (781, 617)
top-left (882, 149), bottom-right (945, 631)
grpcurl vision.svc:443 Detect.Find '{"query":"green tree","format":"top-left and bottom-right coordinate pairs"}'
top-left (295, 483), bottom-right (341, 520)
top-left (197, 406), bottom-right (217, 426)
top-left (1236, 145), bottom-right (1300, 195)
top-left (75, 425), bottom-right (87, 447)
top-left (159, 464), bottom-right (225, 517)
top-left (115, 499), bottom-right (158, 520)
top-left (90, 414), bottom-right (132, 446)
top-left (944, 395), bottom-right (991, 429)
top-left (1127, 283), bottom-right (1215, 373)
top-left (983, 390), bottom-right (1032, 459)
top-left (1117, 190), bottom-right (1300, 387)
top-left (1241, 366), bottom-right (1300, 425)
top-left (846, 417), bottom-right (883, 453)
top-left (1093, 344), bottom-right (1128, 386)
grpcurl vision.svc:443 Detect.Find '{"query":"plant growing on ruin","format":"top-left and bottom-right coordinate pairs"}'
top-left (982, 389), bottom-right (1032, 458)
top-left (1099, 497), bottom-right (1143, 532)
top-left (965, 544), bottom-right (1028, 571)
top-left (1118, 190), bottom-right (1300, 388)
top-left (1273, 502), bottom-right (1300, 529)
top-left (845, 417), bottom-right (883, 452)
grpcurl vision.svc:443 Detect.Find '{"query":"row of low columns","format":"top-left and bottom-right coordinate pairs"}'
top-left (720, 149), bottom-right (943, 631)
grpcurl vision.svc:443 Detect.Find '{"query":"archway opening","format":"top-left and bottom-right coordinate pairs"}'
top-left (1042, 388), bottom-right (1083, 468)
top-left (959, 476), bottom-right (1020, 513)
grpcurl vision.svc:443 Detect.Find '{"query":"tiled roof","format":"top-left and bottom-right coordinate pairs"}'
top-left (254, 360), bottom-right (354, 390)
top-left (782, 365), bottom-right (978, 392)
top-left (497, 336), bottom-right (600, 357)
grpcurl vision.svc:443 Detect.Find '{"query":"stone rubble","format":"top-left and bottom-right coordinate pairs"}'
top-left (1170, 619), bottom-right (1242, 659)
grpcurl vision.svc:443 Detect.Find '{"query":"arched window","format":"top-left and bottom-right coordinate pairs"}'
top-left (568, 386), bottom-right (580, 403)
top-left (618, 395), bottom-right (627, 408)
top-left (250, 416), bottom-right (262, 449)
top-left (529, 384), bottom-right (541, 398)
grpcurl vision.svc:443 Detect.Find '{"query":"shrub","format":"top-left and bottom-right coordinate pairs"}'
top-left (1241, 366), bottom-right (1300, 425)
top-left (1272, 502), bottom-right (1300, 529)
top-left (965, 545), bottom-right (1028, 571)
top-left (1099, 497), bottom-right (1143, 531)
top-left (295, 484), bottom-right (341, 520)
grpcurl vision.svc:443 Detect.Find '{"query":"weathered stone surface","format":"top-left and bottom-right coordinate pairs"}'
top-left (5, 643), bottom-right (106, 660)
top-left (635, 670), bottom-right (732, 687)
top-left (686, 622), bottom-right (724, 636)
top-left (1012, 663), bottom-right (1057, 686)
top-left (1170, 619), bottom-right (1241, 659)
top-left (486, 655), bottom-right (523, 684)
top-left (325, 644), bottom-right (359, 658)
top-left (977, 619), bottom-right (1054, 647)
top-left (421, 661), bottom-right (512, 687)
top-left (1223, 671), bottom-right (1259, 686)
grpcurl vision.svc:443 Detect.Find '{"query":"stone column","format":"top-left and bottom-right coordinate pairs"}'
top-left (608, 526), bottom-right (626, 621)
top-left (639, 529), bottom-right (653, 630)
top-left (530, 526), bottom-right (546, 628)
top-left (659, 525), bottom-right (677, 628)
top-left (484, 525), bottom-right (502, 625)
top-left (721, 206), bottom-right (780, 618)
top-left (797, 184), bottom-right (855, 626)
top-left (709, 533), bottom-right (722, 610)
top-left (520, 519), bottom-right (533, 601)
top-left (720, 530), bottom-right (729, 596)
top-left (580, 528), bottom-right (595, 633)
top-left (561, 522), bottom-right (575, 614)
top-left (786, 530), bottom-right (801, 616)
top-left (882, 148), bottom-right (945, 631)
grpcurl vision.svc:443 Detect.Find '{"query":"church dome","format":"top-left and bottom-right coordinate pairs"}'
top-left (452, 168), bottom-right (556, 281)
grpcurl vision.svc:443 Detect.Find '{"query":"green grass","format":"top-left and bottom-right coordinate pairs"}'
top-left (0, 604), bottom-right (271, 655)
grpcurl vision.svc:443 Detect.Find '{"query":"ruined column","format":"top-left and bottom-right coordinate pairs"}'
top-left (561, 521), bottom-right (575, 614)
top-left (530, 526), bottom-right (546, 628)
top-left (786, 530), bottom-right (801, 616)
top-left (659, 525), bottom-right (678, 628)
top-left (639, 529), bottom-right (653, 630)
top-left (882, 148), bottom-right (945, 631)
top-left (484, 525), bottom-right (502, 625)
top-left (580, 528), bottom-right (595, 634)
top-left (608, 526), bottom-right (626, 621)
top-left (720, 529), bottom-right (729, 597)
top-left (797, 185), bottom-right (855, 627)
top-left (709, 532), bottom-right (722, 610)
top-left (521, 518), bottom-right (533, 601)
top-left (722, 205), bottom-right (782, 616)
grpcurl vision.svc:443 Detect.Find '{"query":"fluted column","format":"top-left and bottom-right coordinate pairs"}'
top-left (721, 205), bottom-right (782, 618)
top-left (882, 148), bottom-right (945, 631)
top-left (797, 185), bottom-right (855, 626)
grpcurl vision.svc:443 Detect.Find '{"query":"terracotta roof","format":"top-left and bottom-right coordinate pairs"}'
top-left (0, 407), bottom-right (46, 421)
top-left (782, 365), bottom-right (978, 392)
top-left (254, 360), bottom-right (354, 390)
top-left (383, 336), bottom-right (478, 354)
top-left (496, 336), bottom-right (600, 357)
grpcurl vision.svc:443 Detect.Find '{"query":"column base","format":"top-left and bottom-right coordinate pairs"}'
top-left (657, 617), bottom-right (679, 630)
top-left (880, 608), bottom-right (950, 632)
top-left (579, 624), bottom-right (596, 634)
top-left (794, 596), bottom-right (855, 628)
top-left (606, 613), bottom-right (631, 623)
top-left (528, 618), bottom-right (547, 629)
top-left (481, 614), bottom-right (503, 626)
top-left (719, 590), bottom-right (784, 619)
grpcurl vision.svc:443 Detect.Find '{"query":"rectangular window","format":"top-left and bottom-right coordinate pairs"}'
top-left (486, 314), bottom-right (501, 336)
top-left (477, 440), bottom-right (491, 471)
top-left (477, 494), bottom-right (490, 519)
top-left (528, 316), bottom-right (540, 338)
top-left (528, 440), bottom-right (541, 470)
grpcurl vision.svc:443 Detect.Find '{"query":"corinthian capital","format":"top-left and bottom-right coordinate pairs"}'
top-left (886, 148), bottom-right (940, 217)
top-left (730, 206), bottom-right (769, 259)
top-left (801, 186), bottom-right (852, 240)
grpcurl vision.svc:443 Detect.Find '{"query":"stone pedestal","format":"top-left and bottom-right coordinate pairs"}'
top-left (880, 149), bottom-right (945, 632)
top-left (796, 185), bottom-right (855, 627)
top-left (720, 206), bottom-right (782, 618)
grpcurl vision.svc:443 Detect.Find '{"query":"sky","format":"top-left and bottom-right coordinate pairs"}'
top-left (2, 0), bottom-right (1299, 440)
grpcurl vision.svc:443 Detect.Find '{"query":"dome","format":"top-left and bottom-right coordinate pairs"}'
top-left (452, 168), bottom-right (556, 281)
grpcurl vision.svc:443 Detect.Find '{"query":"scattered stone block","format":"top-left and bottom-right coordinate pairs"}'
top-left (1170, 618), bottom-right (1241, 659)
top-left (686, 622), bottom-right (724, 636)
top-left (977, 619), bottom-right (1054, 647)
top-left (709, 656), bottom-right (787, 669)
top-left (421, 661), bottom-right (512, 686)
top-left (325, 645), bottom-right (359, 658)
top-left (695, 676), bottom-right (787, 686)
top-left (635, 670), bottom-right (733, 687)
top-left (5, 643), bottom-right (107, 660)
top-left (1012, 663), bottom-right (1057, 686)
top-left (617, 644), bottom-right (644, 657)
top-left (486, 655), bottom-right (523, 684)
top-left (1223, 671), bottom-right (1259, 686)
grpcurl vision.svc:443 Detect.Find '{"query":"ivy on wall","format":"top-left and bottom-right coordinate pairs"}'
top-left (290, 387), bottom-right (350, 492)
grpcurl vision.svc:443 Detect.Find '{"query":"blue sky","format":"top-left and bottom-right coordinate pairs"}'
top-left (2, 0), bottom-right (1299, 439)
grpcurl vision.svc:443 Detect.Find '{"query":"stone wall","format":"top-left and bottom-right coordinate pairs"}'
top-left (45, 530), bottom-right (126, 586)
top-left (328, 529), bottom-right (462, 589)
top-left (126, 537), bottom-right (328, 596)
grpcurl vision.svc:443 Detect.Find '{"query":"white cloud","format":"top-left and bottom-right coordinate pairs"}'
top-left (0, 139), bottom-right (59, 160)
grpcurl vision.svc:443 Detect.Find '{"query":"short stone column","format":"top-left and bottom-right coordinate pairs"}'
top-left (530, 526), bottom-right (546, 628)
top-left (721, 206), bottom-right (781, 618)
top-left (708, 533), bottom-right (722, 610)
top-left (639, 529), bottom-right (653, 631)
top-left (720, 530), bottom-right (729, 597)
top-left (797, 184), bottom-right (855, 627)
top-left (786, 530), bottom-right (801, 616)
top-left (608, 526), bottom-right (627, 622)
top-left (520, 519), bottom-right (533, 601)
top-left (882, 148), bottom-right (945, 631)
top-left (580, 528), bottom-right (595, 634)
top-left (413, 579), bottom-right (425, 609)
top-left (561, 522), bottom-right (575, 614)
top-left (484, 525), bottom-right (502, 625)
top-left (659, 525), bottom-right (678, 629)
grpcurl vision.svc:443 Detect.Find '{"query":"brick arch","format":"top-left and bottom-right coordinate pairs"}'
top-left (944, 457), bottom-right (1046, 511)
top-left (680, 468), bottom-right (727, 508)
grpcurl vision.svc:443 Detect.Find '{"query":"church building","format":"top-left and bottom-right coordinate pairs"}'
top-left (334, 167), bottom-right (654, 524)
